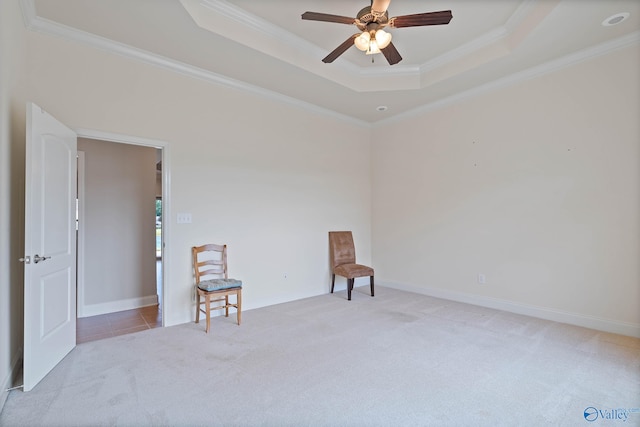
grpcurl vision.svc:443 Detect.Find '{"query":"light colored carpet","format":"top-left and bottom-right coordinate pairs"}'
top-left (1, 286), bottom-right (639, 426)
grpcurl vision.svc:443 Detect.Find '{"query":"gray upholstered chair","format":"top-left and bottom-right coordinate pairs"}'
top-left (328, 231), bottom-right (374, 301)
top-left (192, 243), bottom-right (242, 333)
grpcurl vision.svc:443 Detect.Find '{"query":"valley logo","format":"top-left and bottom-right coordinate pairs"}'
top-left (584, 406), bottom-right (640, 422)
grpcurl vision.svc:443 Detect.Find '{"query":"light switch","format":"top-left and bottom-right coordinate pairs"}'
top-left (177, 213), bottom-right (192, 224)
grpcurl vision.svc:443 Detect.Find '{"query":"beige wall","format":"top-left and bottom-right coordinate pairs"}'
top-left (372, 46), bottom-right (640, 335)
top-left (0, 0), bottom-right (27, 410)
top-left (77, 138), bottom-right (157, 316)
top-left (2, 2), bottom-right (639, 411)
top-left (21, 17), bottom-right (372, 327)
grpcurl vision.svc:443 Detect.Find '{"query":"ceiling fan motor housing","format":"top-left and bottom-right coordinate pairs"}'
top-left (356, 6), bottom-right (389, 30)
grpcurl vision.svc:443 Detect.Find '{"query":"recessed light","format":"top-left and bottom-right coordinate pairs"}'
top-left (602, 12), bottom-right (630, 27)
top-left (376, 105), bottom-right (388, 112)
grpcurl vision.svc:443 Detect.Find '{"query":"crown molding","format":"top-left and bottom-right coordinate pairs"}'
top-left (183, 0), bottom-right (553, 92)
top-left (376, 30), bottom-right (640, 127)
top-left (197, 0), bottom-right (424, 79)
top-left (19, 0), bottom-right (368, 128)
top-left (504, 0), bottom-right (538, 33)
top-left (19, 0), bottom-right (36, 29)
top-left (19, 0), bottom-right (639, 127)
top-left (199, 0), bottom-right (418, 82)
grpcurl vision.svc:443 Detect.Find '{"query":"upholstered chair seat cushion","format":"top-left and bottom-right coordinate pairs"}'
top-left (334, 263), bottom-right (374, 279)
top-left (198, 278), bottom-right (243, 292)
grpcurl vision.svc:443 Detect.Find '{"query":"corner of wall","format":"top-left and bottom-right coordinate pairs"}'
top-left (0, 349), bottom-right (22, 414)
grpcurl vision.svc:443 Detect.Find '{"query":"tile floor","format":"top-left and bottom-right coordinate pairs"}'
top-left (76, 305), bottom-right (162, 344)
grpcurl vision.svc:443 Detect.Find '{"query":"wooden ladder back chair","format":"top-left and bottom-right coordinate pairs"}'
top-left (328, 231), bottom-right (374, 301)
top-left (192, 243), bottom-right (242, 333)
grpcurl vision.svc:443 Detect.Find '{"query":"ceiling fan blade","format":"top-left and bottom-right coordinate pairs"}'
top-left (322, 35), bottom-right (358, 63)
top-left (390, 10), bottom-right (452, 28)
top-left (302, 12), bottom-right (356, 25)
top-left (380, 41), bottom-right (402, 65)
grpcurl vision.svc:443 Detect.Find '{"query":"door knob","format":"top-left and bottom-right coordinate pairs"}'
top-left (33, 254), bottom-right (50, 264)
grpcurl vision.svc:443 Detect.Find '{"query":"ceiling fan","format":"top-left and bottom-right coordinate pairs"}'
top-left (302, 0), bottom-right (452, 65)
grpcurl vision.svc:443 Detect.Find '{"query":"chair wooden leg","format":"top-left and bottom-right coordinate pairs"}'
top-left (330, 274), bottom-right (335, 293)
top-left (236, 289), bottom-right (242, 326)
top-left (195, 291), bottom-right (201, 324)
top-left (347, 278), bottom-right (353, 301)
top-left (370, 275), bottom-right (375, 297)
top-left (225, 295), bottom-right (230, 317)
top-left (205, 294), bottom-right (211, 333)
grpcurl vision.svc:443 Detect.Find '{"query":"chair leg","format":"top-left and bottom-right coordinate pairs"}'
top-left (225, 295), bottom-right (230, 317)
top-left (370, 275), bottom-right (375, 297)
top-left (205, 294), bottom-right (211, 333)
top-left (347, 278), bottom-right (353, 301)
top-left (331, 274), bottom-right (335, 293)
top-left (195, 291), bottom-right (201, 324)
top-left (236, 289), bottom-right (242, 326)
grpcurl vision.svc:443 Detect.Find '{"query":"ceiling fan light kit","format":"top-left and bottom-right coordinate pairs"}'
top-left (354, 31), bottom-right (371, 51)
top-left (302, 0), bottom-right (452, 65)
top-left (375, 29), bottom-right (392, 48)
top-left (354, 28), bottom-right (392, 54)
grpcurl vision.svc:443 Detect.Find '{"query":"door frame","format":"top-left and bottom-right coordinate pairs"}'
top-left (75, 129), bottom-right (170, 326)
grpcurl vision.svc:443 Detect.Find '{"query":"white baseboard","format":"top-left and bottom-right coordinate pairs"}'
top-left (78, 294), bottom-right (159, 318)
top-left (1, 348), bottom-right (23, 413)
top-left (381, 280), bottom-right (640, 338)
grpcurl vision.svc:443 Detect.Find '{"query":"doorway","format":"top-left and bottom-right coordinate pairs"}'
top-left (75, 130), bottom-right (170, 342)
top-left (23, 105), bottom-right (172, 390)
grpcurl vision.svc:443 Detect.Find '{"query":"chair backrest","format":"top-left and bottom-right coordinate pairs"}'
top-left (192, 243), bottom-right (228, 285)
top-left (328, 231), bottom-right (356, 269)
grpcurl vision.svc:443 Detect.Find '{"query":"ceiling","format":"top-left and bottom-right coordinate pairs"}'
top-left (27, 0), bottom-right (640, 124)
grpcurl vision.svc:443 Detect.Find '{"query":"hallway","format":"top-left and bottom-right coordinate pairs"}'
top-left (76, 305), bottom-right (161, 344)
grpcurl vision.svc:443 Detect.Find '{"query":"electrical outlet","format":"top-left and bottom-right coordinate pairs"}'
top-left (478, 274), bottom-right (486, 284)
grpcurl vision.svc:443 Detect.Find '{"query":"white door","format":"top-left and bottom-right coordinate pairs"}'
top-left (23, 103), bottom-right (77, 391)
